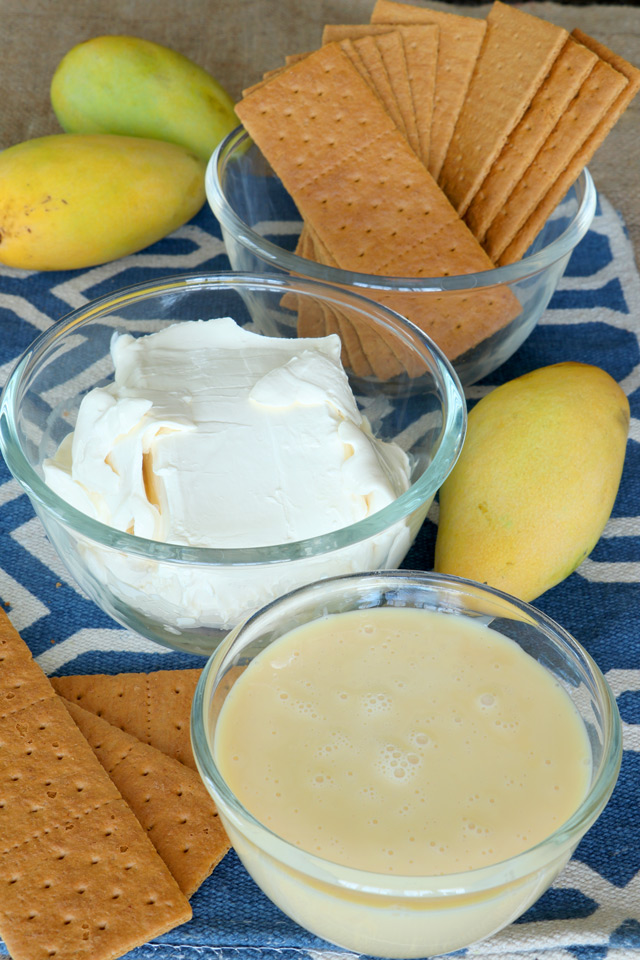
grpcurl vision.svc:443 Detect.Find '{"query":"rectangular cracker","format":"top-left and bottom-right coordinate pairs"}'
top-left (0, 610), bottom-right (191, 960)
top-left (351, 35), bottom-right (408, 140)
top-left (333, 40), bottom-right (398, 137)
top-left (236, 44), bottom-right (519, 363)
top-left (303, 223), bottom-right (411, 379)
top-left (295, 232), bottom-right (372, 376)
top-left (0, 798), bottom-right (191, 960)
top-left (374, 31), bottom-right (420, 157)
top-left (296, 223), bottom-right (413, 379)
top-left (242, 67), bottom-right (287, 98)
top-left (371, 0), bottom-right (486, 180)
top-left (296, 223), bottom-right (404, 379)
top-left (372, 282), bottom-right (521, 362)
top-left (464, 37), bottom-right (598, 242)
top-left (302, 221), bottom-right (520, 369)
top-left (484, 55), bottom-right (629, 263)
top-left (323, 23), bottom-right (438, 165)
top-left (62, 698), bottom-right (230, 900)
top-left (498, 30), bottom-right (640, 266)
top-left (242, 53), bottom-right (312, 97)
top-left (293, 286), bottom-right (330, 339)
top-left (51, 669), bottom-right (202, 771)
top-left (0, 695), bottom-right (124, 850)
top-left (327, 303), bottom-right (375, 379)
top-left (439, 1), bottom-right (568, 215)
top-left (237, 44), bottom-right (494, 275)
top-left (0, 624), bottom-right (59, 720)
top-left (397, 23), bottom-right (438, 167)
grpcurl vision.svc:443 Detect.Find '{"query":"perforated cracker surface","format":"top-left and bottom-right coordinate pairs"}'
top-left (439, 1), bottom-right (567, 215)
top-left (62, 699), bottom-right (230, 899)
top-left (371, 0), bottom-right (486, 179)
top-left (0, 611), bottom-right (191, 960)
top-left (51, 669), bottom-right (201, 770)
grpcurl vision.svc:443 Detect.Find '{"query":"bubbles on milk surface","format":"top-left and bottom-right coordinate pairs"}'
top-left (359, 690), bottom-right (394, 716)
top-left (214, 605), bottom-right (593, 876)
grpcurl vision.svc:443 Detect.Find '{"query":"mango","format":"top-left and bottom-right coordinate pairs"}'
top-left (51, 35), bottom-right (237, 163)
top-left (434, 363), bottom-right (629, 602)
top-left (0, 133), bottom-right (205, 271)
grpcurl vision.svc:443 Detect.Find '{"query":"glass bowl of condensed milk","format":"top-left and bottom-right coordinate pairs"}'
top-left (192, 570), bottom-right (621, 959)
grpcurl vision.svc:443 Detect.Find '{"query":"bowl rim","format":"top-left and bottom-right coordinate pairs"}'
top-left (205, 125), bottom-right (597, 291)
top-left (0, 271), bottom-right (466, 566)
top-left (191, 569), bottom-right (623, 897)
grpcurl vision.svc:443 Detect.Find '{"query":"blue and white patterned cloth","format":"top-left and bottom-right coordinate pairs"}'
top-left (0, 193), bottom-right (638, 960)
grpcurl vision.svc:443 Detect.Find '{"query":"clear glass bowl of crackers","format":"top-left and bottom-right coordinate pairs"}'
top-left (207, 0), bottom-right (639, 385)
top-left (0, 272), bottom-right (465, 657)
top-left (208, 129), bottom-right (595, 386)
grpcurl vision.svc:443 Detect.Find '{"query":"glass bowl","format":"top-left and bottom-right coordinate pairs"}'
top-left (192, 570), bottom-right (621, 958)
top-left (206, 126), bottom-right (597, 386)
top-left (0, 273), bottom-right (465, 656)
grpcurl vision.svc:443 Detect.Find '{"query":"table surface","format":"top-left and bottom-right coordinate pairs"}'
top-left (0, 3), bottom-right (639, 960)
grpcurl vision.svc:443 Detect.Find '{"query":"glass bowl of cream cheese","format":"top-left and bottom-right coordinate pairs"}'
top-left (192, 570), bottom-right (621, 958)
top-left (0, 273), bottom-right (465, 655)
top-left (207, 126), bottom-right (596, 387)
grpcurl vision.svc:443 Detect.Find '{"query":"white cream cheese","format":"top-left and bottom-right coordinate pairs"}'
top-left (44, 320), bottom-right (417, 634)
top-left (45, 318), bottom-right (410, 548)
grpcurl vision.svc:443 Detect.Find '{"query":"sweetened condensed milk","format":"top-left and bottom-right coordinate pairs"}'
top-left (214, 606), bottom-right (591, 877)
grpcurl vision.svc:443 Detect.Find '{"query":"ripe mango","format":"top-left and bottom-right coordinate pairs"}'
top-left (0, 134), bottom-right (205, 271)
top-left (51, 35), bottom-right (237, 163)
top-left (434, 363), bottom-right (629, 602)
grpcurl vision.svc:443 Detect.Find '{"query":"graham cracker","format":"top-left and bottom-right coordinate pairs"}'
top-left (292, 288), bottom-right (329, 340)
top-left (375, 31), bottom-right (420, 157)
top-left (302, 225), bottom-right (520, 364)
top-left (242, 67), bottom-right (287, 98)
top-left (299, 223), bottom-right (407, 380)
top-left (285, 52), bottom-right (313, 67)
top-left (0, 610), bottom-right (191, 960)
top-left (304, 266), bottom-right (373, 376)
top-left (327, 303), bottom-right (375, 378)
top-left (291, 228), bottom-right (380, 377)
top-left (51, 669), bottom-right (201, 771)
top-left (330, 40), bottom-right (401, 140)
top-left (236, 44), bottom-right (493, 276)
top-left (371, 282), bottom-right (520, 361)
top-left (370, 0), bottom-right (486, 180)
top-left (397, 24), bottom-right (438, 168)
top-left (323, 23), bottom-right (438, 166)
top-left (62, 699), bottom-right (230, 900)
top-left (243, 53), bottom-right (312, 97)
top-left (351, 35), bottom-right (408, 140)
top-left (236, 42), bottom-right (519, 364)
top-left (0, 798), bottom-right (191, 960)
top-left (498, 31), bottom-right (640, 266)
top-left (464, 36), bottom-right (598, 242)
top-left (439, 1), bottom-right (568, 216)
top-left (296, 209), bottom-right (516, 373)
top-left (484, 54), bottom-right (629, 263)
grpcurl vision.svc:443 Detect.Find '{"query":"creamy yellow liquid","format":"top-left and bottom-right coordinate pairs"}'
top-left (214, 607), bottom-right (591, 876)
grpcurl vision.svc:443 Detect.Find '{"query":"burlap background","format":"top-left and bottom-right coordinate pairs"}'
top-left (1, 1), bottom-right (639, 264)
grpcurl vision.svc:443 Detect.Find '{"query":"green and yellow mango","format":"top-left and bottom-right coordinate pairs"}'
top-left (434, 362), bottom-right (629, 602)
top-left (51, 35), bottom-right (237, 163)
top-left (0, 133), bottom-right (205, 271)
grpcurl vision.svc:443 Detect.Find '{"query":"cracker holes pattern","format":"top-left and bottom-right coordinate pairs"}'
top-left (1, 693), bottom-right (53, 721)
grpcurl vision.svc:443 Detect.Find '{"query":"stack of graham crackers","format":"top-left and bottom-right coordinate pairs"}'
top-left (236, 0), bottom-right (640, 373)
top-left (0, 608), bottom-right (228, 960)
